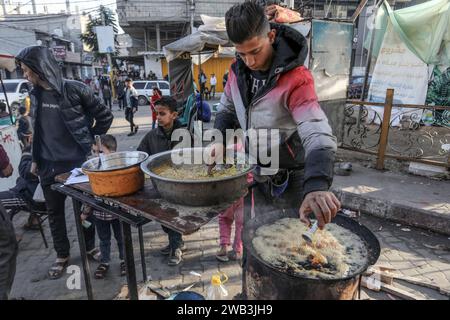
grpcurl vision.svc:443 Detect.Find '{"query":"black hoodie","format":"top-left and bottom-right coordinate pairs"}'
top-left (16, 46), bottom-right (113, 168)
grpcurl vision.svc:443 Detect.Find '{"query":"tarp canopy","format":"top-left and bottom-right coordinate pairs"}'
top-left (163, 15), bottom-right (234, 62)
top-left (163, 15), bottom-right (312, 62)
top-left (366, 0), bottom-right (450, 65)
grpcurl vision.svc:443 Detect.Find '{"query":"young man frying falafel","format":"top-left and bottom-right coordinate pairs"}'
top-left (209, 1), bottom-right (340, 229)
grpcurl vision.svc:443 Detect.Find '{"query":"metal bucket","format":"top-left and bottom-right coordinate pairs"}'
top-left (242, 211), bottom-right (380, 300)
top-left (140, 147), bottom-right (254, 206)
top-left (82, 151), bottom-right (149, 197)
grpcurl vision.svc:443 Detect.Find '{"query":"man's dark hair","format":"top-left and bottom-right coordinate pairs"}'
top-left (154, 96), bottom-right (178, 113)
top-left (255, 0), bottom-right (281, 6)
top-left (18, 106), bottom-right (27, 115)
top-left (101, 134), bottom-right (117, 152)
top-left (0, 102), bottom-right (6, 112)
top-left (225, 0), bottom-right (270, 44)
top-left (125, 78), bottom-right (132, 82)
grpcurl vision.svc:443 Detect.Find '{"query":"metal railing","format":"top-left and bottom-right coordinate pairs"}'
top-left (341, 89), bottom-right (450, 170)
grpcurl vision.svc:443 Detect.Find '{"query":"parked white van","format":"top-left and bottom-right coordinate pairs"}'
top-left (0, 79), bottom-right (32, 115)
top-left (133, 80), bottom-right (170, 106)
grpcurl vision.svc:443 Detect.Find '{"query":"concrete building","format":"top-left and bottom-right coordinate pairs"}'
top-left (0, 12), bottom-right (102, 79)
top-left (115, 0), bottom-right (430, 78)
top-left (116, 0), bottom-right (246, 78)
top-left (0, 24), bottom-right (36, 79)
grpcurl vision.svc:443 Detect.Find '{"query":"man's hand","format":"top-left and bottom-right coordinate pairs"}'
top-left (206, 143), bottom-right (224, 163)
top-left (30, 162), bottom-right (38, 176)
top-left (132, 107), bottom-right (138, 114)
top-left (205, 143), bottom-right (225, 175)
top-left (1, 163), bottom-right (13, 178)
top-left (299, 191), bottom-right (341, 229)
top-left (265, 4), bottom-right (301, 23)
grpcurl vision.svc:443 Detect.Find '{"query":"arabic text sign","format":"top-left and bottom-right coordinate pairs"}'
top-left (368, 23), bottom-right (428, 125)
top-left (52, 46), bottom-right (66, 60)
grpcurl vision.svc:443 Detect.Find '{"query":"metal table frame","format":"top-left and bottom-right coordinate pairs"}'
top-left (52, 183), bottom-right (151, 300)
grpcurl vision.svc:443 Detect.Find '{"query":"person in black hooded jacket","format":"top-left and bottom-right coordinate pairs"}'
top-left (16, 46), bottom-right (113, 280)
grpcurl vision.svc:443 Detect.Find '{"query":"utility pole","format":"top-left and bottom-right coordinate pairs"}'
top-left (31, 0), bottom-right (37, 14)
top-left (100, 6), bottom-right (116, 99)
top-left (156, 24), bottom-right (161, 52)
top-left (66, 0), bottom-right (71, 14)
top-left (0, 0), bottom-right (6, 16)
top-left (190, 0), bottom-right (195, 34)
top-left (288, 0), bottom-right (295, 9)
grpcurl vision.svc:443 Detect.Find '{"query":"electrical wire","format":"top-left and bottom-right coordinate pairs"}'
top-left (1, 1), bottom-right (117, 17)
top-left (6, 0), bottom-right (33, 15)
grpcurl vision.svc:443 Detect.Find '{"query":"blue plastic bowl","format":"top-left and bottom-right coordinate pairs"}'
top-left (169, 291), bottom-right (205, 300)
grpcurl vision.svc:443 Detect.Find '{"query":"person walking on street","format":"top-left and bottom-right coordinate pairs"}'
top-left (16, 46), bottom-right (113, 280)
top-left (102, 85), bottom-right (112, 110)
top-left (210, 73), bottom-right (217, 99)
top-left (124, 78), bottom-right (139, 136)
top-left (222, 70), bottom-right (229, 89)
top-left (0, 102), bottom-right (13, 125)
top-left (199, 70), bottom-right (207, 100)
top-left (116, 79), bottom-right (125, 111)
top-left (91, 76), bottom-right (100, 96)
top-left (0, 145), bottom-right (18, 300)
top-left (16, 106), bottom-right (32, 148)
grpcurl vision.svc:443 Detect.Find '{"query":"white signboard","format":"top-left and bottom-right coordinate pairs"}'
top-left (368, 23), bottom-right (428, 126)
top-left (0, 125), bottom-right (21, 191)
top-left (96, 26), bottom-right (115, 54)
top-left (311, 20), bottom-right (353, 101)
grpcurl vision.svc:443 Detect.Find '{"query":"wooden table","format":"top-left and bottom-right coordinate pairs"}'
top-left (52, 173), bottom-right (235, 300)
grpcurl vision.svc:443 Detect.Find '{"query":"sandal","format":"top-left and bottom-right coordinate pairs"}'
top-left (87, 248), bottom-right (102, 262)
top-left (120, 261), bottom-right (126, 277)
top-left (48, 258), bottom-right (69, 280)
top-left (216, 247), bottom-right (229, 262)
top-left (94, 263), bottom-right (109, 279)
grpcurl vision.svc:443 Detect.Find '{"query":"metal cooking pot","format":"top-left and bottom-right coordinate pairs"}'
top-left (82, 151), bottom-right (149, 197)
top-left (243, 211), bottom-right (380, 300)
top-left (140, 147), bottom-right (255, 206)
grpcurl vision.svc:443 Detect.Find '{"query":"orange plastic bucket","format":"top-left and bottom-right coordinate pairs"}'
top-left (83, 165), bottom-right (145, 197)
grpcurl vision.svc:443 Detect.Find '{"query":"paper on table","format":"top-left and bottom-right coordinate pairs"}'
top-left (64, 168), bottom-right (89, 185)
